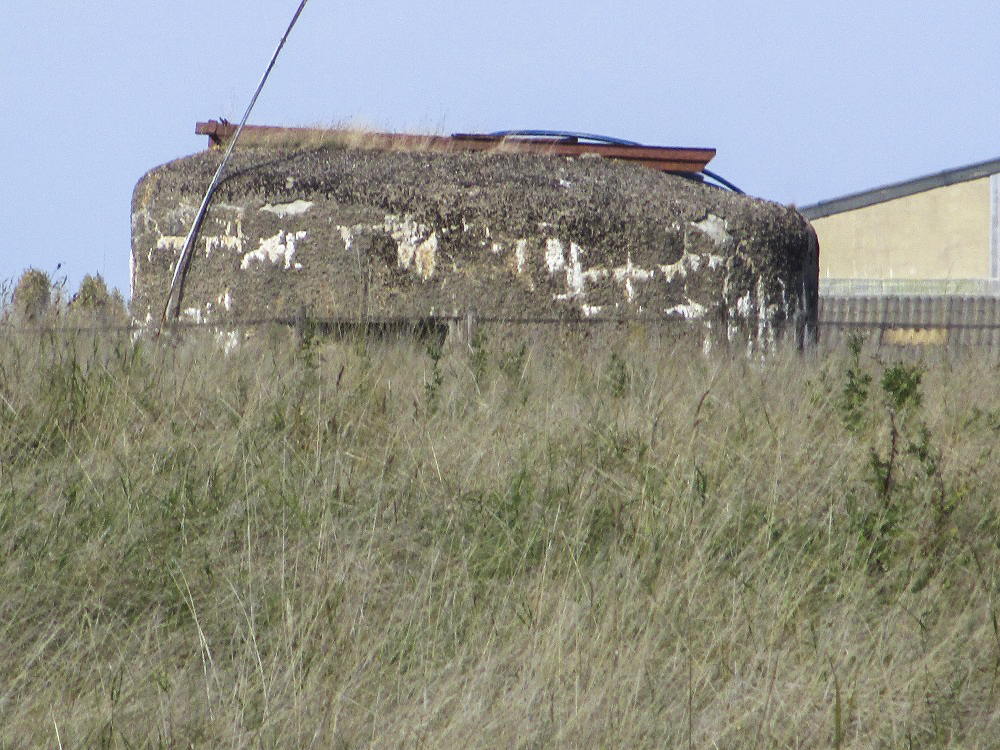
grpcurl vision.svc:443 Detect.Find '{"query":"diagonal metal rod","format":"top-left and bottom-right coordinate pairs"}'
top-left (159, 0), bottom-right (311, 329)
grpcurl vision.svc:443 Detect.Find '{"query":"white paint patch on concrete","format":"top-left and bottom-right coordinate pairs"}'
top-left (515, 239), bottom-right (528, 274)
top-left (755, 276), bottom-right (776, 348)
top-left (212, 203), bottom-right (246, 216)
top-left (157, 236), bottom-right (186, 252)
top-left (546, 242), bottom-right (584, 300)
top-left (660, 252), bottom-right (702, 282)
top-left (159, 219), bottom-right (246, 260)
top-left (564, 243), bottom-right (585, 297)
top-left (384, 214), bottom-right (435, 277)
top-left (545, 239), bottom-right (566, 273)
top-left (736, 291), bottom-right (754, 317)
top-left (205, 221), bottom-right (244, 256)
top-left (613, 258), bottom-right (655, 284)
top-left (613, 257), bottom-right (655, 302)
top-left (691, 214), bottom-right (731, 246)
top-left (240, 230), bottom-right (308, 270)
top-left (414, 233), bottom-right (438, 280)
top-left (583, 268), bottom-right (609, 282)
top-left (384, 214), bottom-right (426, 244)
top-left (260, 199), bottom-right (314, 218)
top-left (665, 301), bottom-right (707, 319)
top-left (340, 217), bottom-right (438, 280)
top-left (338, 225), bottom-right (357, 253)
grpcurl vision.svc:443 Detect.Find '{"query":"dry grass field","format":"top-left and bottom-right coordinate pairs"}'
top-left (2, 308), bottom-right (1000, 748)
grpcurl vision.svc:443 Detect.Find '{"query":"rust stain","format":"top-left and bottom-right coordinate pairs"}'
top-left (194, 120), bottom-right (715, 174)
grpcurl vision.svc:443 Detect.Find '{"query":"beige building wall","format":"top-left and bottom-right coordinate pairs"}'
top-left (813, 176), bottom-right (991, 279)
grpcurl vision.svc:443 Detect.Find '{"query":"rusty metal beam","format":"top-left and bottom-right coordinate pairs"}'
top-left (450, 133), bottom-right (715, 173)
top-left (194, 120), bottom-right (716, 174)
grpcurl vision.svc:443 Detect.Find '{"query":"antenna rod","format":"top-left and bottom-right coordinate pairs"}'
top-left (160, 0), bottom-right (311, 328)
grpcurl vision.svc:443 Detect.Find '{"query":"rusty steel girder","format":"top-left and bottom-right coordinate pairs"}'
top-left (194, 120), bottom-right (716, 175)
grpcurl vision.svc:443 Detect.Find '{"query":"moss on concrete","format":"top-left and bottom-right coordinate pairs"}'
top-left (132, 145), bottom-right (818, 349)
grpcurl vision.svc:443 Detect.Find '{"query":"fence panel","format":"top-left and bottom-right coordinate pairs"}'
top-left (820, 295), bottom-right (1000, 355)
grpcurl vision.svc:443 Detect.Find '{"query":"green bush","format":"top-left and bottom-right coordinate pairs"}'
top-left (11, 268), bottom-right (52, 321)
top-left (69, 273), bottom-right (127, 324)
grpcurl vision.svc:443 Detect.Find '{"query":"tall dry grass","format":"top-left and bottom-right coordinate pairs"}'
top-left (212, 121), bottom-right (457, 155)
top-left (1, 320), bottom-right (999, 748)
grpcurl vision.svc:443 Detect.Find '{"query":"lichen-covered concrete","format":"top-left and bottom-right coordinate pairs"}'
top-left (131, 145), bottom-right (818, 349)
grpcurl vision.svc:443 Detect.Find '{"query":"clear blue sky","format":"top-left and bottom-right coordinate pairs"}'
top-left (3, 0), bottom-right (999, 299)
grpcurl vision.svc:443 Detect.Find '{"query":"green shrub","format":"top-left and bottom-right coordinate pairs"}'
top-left (11, 268), bottom-right (52, 321)
top-left (68, 273), bottom-right (127, 324)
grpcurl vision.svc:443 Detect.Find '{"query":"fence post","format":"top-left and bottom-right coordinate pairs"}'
top-left (466, 310), bottom-right (477, 348)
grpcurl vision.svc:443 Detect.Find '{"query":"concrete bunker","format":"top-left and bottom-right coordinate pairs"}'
top-left (131, 143), bottom-right (818, 350)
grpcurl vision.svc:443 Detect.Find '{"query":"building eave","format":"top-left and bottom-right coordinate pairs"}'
top-left (800, 156), bottom-right (1000, 220)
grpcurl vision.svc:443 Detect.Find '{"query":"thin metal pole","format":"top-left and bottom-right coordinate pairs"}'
top-left (159, 0), bottom-right (311, 328)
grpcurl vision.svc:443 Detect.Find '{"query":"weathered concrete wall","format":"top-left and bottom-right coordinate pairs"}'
top-left (132, 145), bottom-right (818, 349)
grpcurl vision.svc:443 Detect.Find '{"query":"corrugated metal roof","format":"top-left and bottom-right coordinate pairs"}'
top-left (800, 156), bottom-right (1000, 220)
